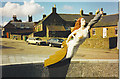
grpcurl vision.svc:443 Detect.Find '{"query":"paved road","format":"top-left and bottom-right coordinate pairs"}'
top-left (1, 38), bottom-right (119, 65)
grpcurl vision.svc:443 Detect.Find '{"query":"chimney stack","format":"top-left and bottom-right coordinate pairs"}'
top-left (43, 14), bottom-right (46, 18)
top-left (95, 8), bottom-right (100, 15)
top-left (100, 8), bottom-right (106, 15)
top-left (89, 12), bottom-right (93, 15)
top-left (103, 13), bottom-right (107, 15)
top-left (13, 15), bottom-right (17, 21)
top-left (80, 8), bottom-right (83, 16)
top-left (52, 4), bottom-right (56, 13)
top-left (101, 8), bottom-right (103, 12)
top-left (28, 15), bottom-right (32, 22)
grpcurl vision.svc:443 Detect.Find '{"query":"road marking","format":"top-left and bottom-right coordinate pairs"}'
top-left (71, 59), bottom-right (119, 63)
top-left (1, 59), bottom-right (118, 66)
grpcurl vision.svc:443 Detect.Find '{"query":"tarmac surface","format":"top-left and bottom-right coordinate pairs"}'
top-left (0, 38), bottom-right (119, 65)
top-left (0, 38), bottom-right (119, 78)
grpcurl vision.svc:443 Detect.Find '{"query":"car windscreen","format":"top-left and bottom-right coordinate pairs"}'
top-left (36, 38), bottom-right (41, 40)
top-left (58, 39), bottom-right (64, 43)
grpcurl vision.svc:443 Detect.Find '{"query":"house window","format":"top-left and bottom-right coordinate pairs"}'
top-left (103, 28), bottom-right (107, 38)
top-left (115, 27), bottom-right (118, 35)
top-left (21, 24), bottom-right (25, 27)
top-left (20, 27), bottom-right (24, 29)
top-left (26, 27), bottom-right (30, 29)
top-left (74, 18), bottom-right (78, 22)
top-left (92, 28), bottom-right (96, 35)
top-left (52, 32), bottom-right (55, 34)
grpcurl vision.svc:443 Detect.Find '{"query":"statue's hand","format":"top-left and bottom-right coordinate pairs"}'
top-left (96, 9), bottom-right (99, 14)
top-left (100, 8), bottom-right (103, 14)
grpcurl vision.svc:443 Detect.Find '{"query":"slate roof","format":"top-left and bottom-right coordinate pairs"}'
top-left (11, 29), bottom-right (33, 34)
top-left (59, 13), bottom-right (119, 27)
top-left (36, 13), bottom-right (119, 29)
top-left (37, 14), bottom-right (51, 25)
top-left (58, 14), bottom-right (94, 22)
top-left (46, 26), bottom-right (66, 31)
top-left (11, 22), bottom-right (34, 28)
top-left (4, 22), bottom-right (15, 28)
top-left (93, 14), bottom-right (119, 27)
top-left (82, 15), bottom-right (95, 23)
top-left (4, 21), bottom-right (34, 34)
top-left (58, 14), bottom-right (81, 21)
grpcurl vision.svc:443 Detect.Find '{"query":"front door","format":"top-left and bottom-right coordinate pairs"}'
top-left (6, 32), bottom-right (10, 38)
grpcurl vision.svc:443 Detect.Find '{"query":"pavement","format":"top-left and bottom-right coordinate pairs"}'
top-left (0, 38), bottom-right (119, 66)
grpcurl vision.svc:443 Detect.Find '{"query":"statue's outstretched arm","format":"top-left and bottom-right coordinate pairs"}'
top-left (86, 11), bottom-right (103, 30)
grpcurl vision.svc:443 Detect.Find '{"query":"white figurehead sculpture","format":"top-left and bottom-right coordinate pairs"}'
top-left (44, 9), bottom-right (103, 67)
top-left (65, 10), bottom-right (103, 58)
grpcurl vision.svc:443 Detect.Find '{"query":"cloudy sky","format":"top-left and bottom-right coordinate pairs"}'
top-left (0, 0), bottom-right (119, 26)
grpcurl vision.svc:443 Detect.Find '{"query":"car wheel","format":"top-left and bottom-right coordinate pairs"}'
top-left (49, 43), bottom-right (52, 47)
top-left (36, 42), bottom-right (40, 46)
top-left (27, 41), bottom-right (30, 44)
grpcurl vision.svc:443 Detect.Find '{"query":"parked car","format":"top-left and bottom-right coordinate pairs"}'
top-left (46, 38), bottom-right (64, 48)
top-left (26, 37), bottom-right (42, 45)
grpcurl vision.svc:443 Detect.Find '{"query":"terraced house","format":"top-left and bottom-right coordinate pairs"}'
top-left (3, 15), bottom-right (34, 40)
top-left (34, 5), bottom-right (118, 49)
top-left (3, 5), bottom-right (118, 49)
top-left (34, 5), bottom-right (98, 38)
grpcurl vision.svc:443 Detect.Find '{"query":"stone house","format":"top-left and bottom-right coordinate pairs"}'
top-left (90, 14), bottom-right (118, 38)
top-left (3, 15), bottom-right (34, 40)
top-left (34, 5), bottom-right (118, 49)
top-left (81, 14), bottom-right (118, 49)
top-left (34, 5), bottom-right (96, 38)
top-left (2, 5), bottom-right (118, 49)
top-left (85, 13), bottom-right (118, 49)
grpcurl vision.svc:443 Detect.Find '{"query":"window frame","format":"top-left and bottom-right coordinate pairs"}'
top-left (92, 28), bottom-right (96, 35)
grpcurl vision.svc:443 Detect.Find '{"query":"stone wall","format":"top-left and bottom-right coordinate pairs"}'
top-left (66, 60), bottom-right (118, 77)
top-left (2, 60), bottom-right (118, 78)
top-left (10, 34), bottom-right (22, 40)
top-left (90, 26), bottom-right (118, 38)
top-left (80, 37), bottom-right (117, 49)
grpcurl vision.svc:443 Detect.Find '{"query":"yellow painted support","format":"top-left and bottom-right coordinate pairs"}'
top-left (44, 41), bottom-right (67, 67)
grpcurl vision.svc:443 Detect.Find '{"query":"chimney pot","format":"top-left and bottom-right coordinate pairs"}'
top-left (54, 4), bottom-right (56, 8)
top-left (101, 8), bottom-right (103, 11)
top-left (28, 15), bottom-right (32, 22)
top-left (89, 12), bottom-right (93, 15)
top-left (43, 14), bottom-right (46, 18)
top-left (13, 15), bottom-right (17, 21)
top-left (80, 8), bottom-right (83, 16)
top-left (52, 5), bottom-right (56, 13)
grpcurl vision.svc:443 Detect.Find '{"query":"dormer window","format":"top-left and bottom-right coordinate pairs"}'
top-left (92, 28), bottom-right (96, 35)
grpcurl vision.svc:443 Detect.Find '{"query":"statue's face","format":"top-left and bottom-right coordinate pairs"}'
top-left (81, 18), bottom-right (86, 26)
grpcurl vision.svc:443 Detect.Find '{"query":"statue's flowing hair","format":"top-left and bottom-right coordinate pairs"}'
top-left (72, 17), bottom-right (83, 32)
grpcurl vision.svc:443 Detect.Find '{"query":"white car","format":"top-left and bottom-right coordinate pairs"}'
top-left (26, 37), bottom-right (42, 45)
